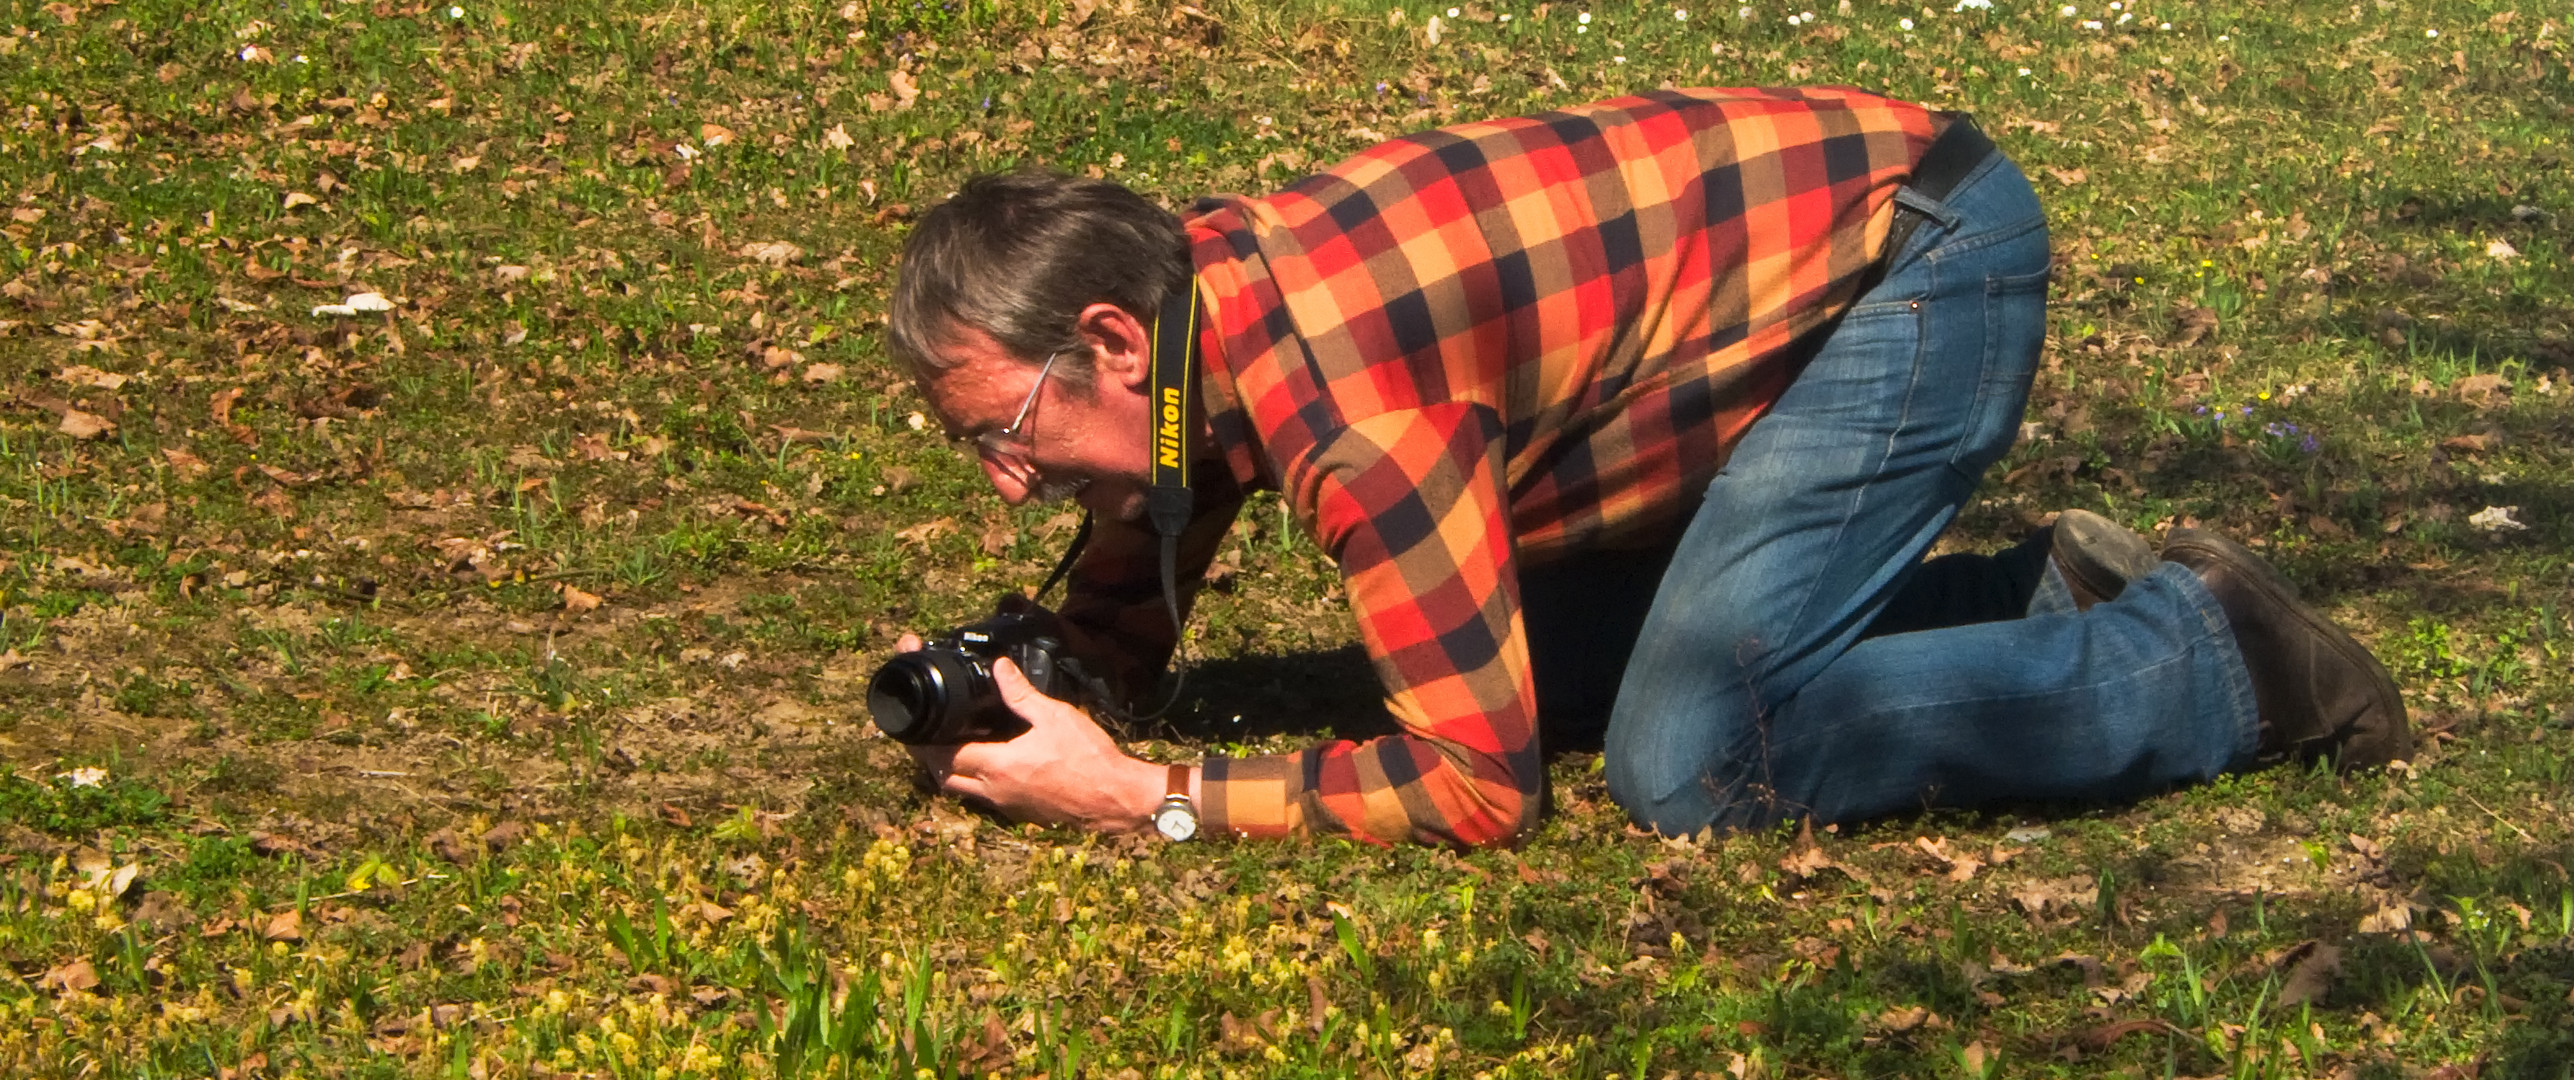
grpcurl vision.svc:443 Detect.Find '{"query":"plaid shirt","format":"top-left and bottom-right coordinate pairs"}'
top-left (1057, 88), bottom-right (1944, 846)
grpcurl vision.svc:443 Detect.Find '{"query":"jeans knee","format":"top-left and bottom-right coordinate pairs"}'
top-left (1603, 736), bottom-right (1719, 837)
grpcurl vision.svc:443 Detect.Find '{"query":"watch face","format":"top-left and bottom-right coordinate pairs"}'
top-left (1154, 806), bottom-right (1198, 842)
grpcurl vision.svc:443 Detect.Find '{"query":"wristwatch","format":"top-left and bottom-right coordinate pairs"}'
top-left (1152, 762), bottom-right (1199, 842)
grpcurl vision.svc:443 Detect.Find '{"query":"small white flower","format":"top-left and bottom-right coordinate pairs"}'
top-left (2059, 4), bottom-right (2076, 14)
top-left (293, 54), bottom-right (308, 63)
top-left (2425, 27), bottom-right (2438, 38)
top-left (2017, 66), bottom-right (2032, 75)
top-left (1800, 10), bottom-right (1816, 20)
top-left (2116, 11), bottom-right (2132, 23)
top-left (2107, 1), bottom-right (2120, 9)
top-left (60, 767), bottom-right (108, 788)
top-left (1498, 12), bottom-right (1512, 20)
top-left (1738, 4), bottom-right (1753, 16)
top-left (1614, 54), bottom-right (1626, 62)
top-left (1952, 0), bottom-right (1991, 9)
top-left (239, 45), bottom-right (257, 60)
top-left (448, 4), bottom-right (463, 16)
top-left (2216, 33), bottom-right (2229, 40)
top-left (1447, 6), bottom-right (1460, 15)
top-left (1578, 10), bottom-right (1592, 22)
top-left (1576, 22), bottom-right (1588, 31)
top-left (2081, 18), bottom-right (2101, 29)
top-left (1674, 8), bottom-right (1689, 20)
top-left (2159, 21), bottom-right (2171, 29)
top-left (1899, 16), bottom-right (1914, 28)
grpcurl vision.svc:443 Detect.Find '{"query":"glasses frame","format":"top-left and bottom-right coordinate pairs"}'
top-left (972, 349), bottom-right (1061, 464)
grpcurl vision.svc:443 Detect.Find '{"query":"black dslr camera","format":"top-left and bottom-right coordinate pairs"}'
top-left (866, 611), bottom-right (1083, 745)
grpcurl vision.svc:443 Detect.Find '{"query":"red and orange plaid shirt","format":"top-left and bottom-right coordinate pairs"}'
top-left (1059, 88), bottom-right (1946, 846)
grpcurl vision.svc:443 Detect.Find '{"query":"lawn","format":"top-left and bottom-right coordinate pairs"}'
top-left (1, 0), bottom-right (2570, 1076)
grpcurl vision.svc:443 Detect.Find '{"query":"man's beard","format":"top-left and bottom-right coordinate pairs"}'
top-left (1031, 475), bottom-right (1091, 504)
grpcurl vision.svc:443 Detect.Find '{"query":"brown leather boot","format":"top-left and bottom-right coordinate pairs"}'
top-left (2048, 509), bottom-right (2158, 609)
top-left (2161, 529), bottom-right (2412, 770)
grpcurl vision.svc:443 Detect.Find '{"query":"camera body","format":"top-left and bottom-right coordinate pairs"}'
top-left (867, 611), bottom-right (1079, 745)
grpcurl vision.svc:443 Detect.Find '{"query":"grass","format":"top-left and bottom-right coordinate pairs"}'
top-left (1, 0), bottom-right (2570, 1075)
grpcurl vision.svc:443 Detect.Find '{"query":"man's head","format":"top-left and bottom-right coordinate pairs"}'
top-left (888, 171), bottom-right (1189, 386)
top-left (888, 173), bottom-right (1191, 517)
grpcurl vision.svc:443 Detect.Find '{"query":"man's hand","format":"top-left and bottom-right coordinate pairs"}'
top-left (900, 636), bottom-right (1168, 833)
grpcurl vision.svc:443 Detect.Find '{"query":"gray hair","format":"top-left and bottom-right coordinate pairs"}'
top-left (887, 171), bottom-right (1190, 386)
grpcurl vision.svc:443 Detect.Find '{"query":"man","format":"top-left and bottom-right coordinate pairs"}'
top-left (883, 87), bottom-right (2409, 847)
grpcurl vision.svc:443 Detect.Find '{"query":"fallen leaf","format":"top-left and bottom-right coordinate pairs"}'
top-left (800, 362), bottom-right (843, 384)
top-left (887, 70), bottom-right (921, 109)
top-left (58, 409), bottom-right (115, 439)
top-left (896, 517), bottom-right (956, 548)
top-left (2467, 505), bottom-right (2528, 533)
top-left (40, 959), bottom-right (98, 995)
top-left (55, 364), bottom-right (129, 390)
top-left (449, 154), bottom-right (482, 173)
top-left (263, 908), bottom-right (305, 942)
top-left (2045, 166), bottom-right (2087, 186)
top-left (2453, 373), bottom-right (2509, 406)
top-left (2486, 239), bottom-right (2519, 260)
top-left (2170, 305), bottom-right (2219, 348)
top-left (738, 240), bottom-right (804, 266)
top-left (2278, 942), bottom-right (2342, 1007)
top-left (560, 584), bottom-right (603, 612)
top-left (2441, 433), bottom-right (2495, 453)
top-left (209, 387), bottom-right (245, 426)
top-left (282, 191), bottom-right (318, 209)
top-left (698, 123), bottom-right (736, 147)
top-left (980, 521), bottom-right (1017, 557)
top-left (822, 122), bottom-right (854, 149)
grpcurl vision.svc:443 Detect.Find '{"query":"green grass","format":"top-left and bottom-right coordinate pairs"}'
top-left (2, 0), bottom-right (2571, 1075)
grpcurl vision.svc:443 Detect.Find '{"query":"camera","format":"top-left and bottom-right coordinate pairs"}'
top-left (867, 611), bottom-right (1080, 745)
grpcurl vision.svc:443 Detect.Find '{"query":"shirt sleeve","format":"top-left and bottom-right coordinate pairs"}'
top-left (1198, 403), bottom-right (1543, 848)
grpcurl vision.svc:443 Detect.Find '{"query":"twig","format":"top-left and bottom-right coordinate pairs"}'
top-left (2460, 790), bottom-right (2535, 842)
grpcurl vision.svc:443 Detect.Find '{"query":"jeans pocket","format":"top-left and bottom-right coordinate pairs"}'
top-left (1949, 262), bottom-right (2050, 475)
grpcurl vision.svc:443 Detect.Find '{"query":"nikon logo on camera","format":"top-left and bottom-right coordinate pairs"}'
top-left (1155, 386), bottom-right (1185, 469)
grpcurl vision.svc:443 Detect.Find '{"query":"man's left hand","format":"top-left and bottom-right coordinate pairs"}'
top-left (905, 654), bottom-right (1168, 833)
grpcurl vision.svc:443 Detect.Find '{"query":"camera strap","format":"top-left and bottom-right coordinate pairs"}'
top-left (1144, 282), bottom-right (1201, 639)
top-left (1022, 286), bottom-right (1200, 727)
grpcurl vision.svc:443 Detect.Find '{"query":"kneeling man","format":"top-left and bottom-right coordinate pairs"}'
top-left (883, 87), bottom-right (2409, 847)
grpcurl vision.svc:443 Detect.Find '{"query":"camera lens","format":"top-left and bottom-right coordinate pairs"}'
top-left (867, 654), bottom-right (954, 743)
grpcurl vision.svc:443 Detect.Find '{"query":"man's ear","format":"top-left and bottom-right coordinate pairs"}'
top-left (1074, 301), bottom-right (1153, 391)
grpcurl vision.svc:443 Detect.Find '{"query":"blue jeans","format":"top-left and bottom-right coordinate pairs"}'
top-left (1592, 151), bottom-right (2260, 834)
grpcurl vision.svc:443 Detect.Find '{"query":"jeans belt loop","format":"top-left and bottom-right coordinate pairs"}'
top-left (1880, 113), bottom-right (2000, 262)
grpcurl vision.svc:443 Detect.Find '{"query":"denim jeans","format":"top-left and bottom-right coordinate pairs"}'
top-left (1589, 151), bottom-right (2261, 834)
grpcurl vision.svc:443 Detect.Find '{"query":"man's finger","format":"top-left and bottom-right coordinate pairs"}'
top-left (941, 772), bottom-right (991, 801)
top-left (896, 632), bottom-right (924, 652)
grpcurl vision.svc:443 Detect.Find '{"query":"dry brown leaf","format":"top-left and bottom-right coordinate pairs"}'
top-left (282, 191), bottom-right (319, 209)
top-left (40, 959), bottom-right (98, 995)
top-left (887, 69), bottom-right (921, 109)
top-left (738, 240), bottom-right (803, 266)
top-left (801, 362), bottom-right (844, 384)
top-left (2170, 305), bottom-right (2219, 348)
top-left (560, 584), bottom-right (603, 613)
top-left (263, 908), bottom-right (305, 942)
top-left (210, 386), bottom-right (244, 426)
top-left (2045, 166), bottom-right (2087, 186)
top-left (699, 123), bottom-right (736, 147)
top-left (58, 409), bottom-right (115, 439)
top-left (979, 521), bottom-right (1018, 557)
top-left (2278, 942), bottom-right (2342, 1007)
top-left (55, 364), bottom-right (128, 390)
top-left (896, 517), bottom-right (955, 548)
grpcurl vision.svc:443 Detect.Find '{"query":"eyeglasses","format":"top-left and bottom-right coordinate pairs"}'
top-left (971, 350), bottom-right (1060, 462)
